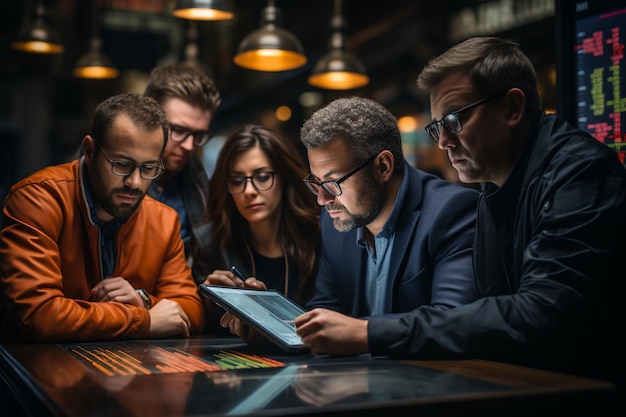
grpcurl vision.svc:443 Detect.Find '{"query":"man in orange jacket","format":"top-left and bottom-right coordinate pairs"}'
top-left (0, 93), bottom-right (205, 342)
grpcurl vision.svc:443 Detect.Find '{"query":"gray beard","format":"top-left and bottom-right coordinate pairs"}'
top-left (330, 170), bottom-right (384, 232)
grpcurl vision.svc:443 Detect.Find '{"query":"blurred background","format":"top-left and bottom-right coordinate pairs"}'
top-left (0, 0), bottom-right (557, 197)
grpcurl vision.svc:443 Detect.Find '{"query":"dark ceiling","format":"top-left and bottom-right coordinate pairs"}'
top-left (0, 0), bottom-right (556, 150)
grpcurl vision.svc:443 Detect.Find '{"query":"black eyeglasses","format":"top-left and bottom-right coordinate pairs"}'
top-left (96, 143), bottom-right (164, 180)
top-left (425, 94), bottom-right (502, 142)
top-left (227, 171), bottom-right (276, 195)
top-left (303, 154), bottom-right (377, 197)
top-left (169, 123), bottom-right (212, 147)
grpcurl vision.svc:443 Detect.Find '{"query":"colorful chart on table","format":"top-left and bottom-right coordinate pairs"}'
top-left (63, 343), bottom-right (285, 377)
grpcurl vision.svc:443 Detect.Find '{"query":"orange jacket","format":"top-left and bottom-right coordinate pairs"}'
top-left (0, 159), bottom-right (205, 341)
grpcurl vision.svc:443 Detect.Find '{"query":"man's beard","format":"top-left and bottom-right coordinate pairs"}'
top-left (90, 171), bottom-right (145, 220)
top-left (327, 170), bottom-right (384, 232)
top-left (100, 187), bottom-right (144, 219)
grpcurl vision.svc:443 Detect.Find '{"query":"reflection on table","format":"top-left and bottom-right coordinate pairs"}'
top-left (0, 337), bottom-right (619, 417)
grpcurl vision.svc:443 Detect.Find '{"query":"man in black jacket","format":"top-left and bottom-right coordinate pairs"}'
top-left (296, 37), bottom-right (626, 391)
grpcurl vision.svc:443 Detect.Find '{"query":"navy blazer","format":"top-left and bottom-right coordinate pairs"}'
top-left (307, 162), bottom-right (479, 318)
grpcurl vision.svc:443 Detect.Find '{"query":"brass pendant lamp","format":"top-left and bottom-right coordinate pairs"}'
top-left (172, 0), bottom-right (234, 21)
top-left (73, 37), bottom-right (119, 79)
top-left (233, 0), bottom-right (307, 72)
top-left (11, 0), bottom-right (64, 54)
top-left (308, 0), bottom-right (369, 90)
top-left (73, 1), bottom-right (118, 79)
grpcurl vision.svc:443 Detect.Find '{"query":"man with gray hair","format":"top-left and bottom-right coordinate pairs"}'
top-left (294, 96), bottom-right (479, 355)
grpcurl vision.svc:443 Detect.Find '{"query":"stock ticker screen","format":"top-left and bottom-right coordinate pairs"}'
top-left (574, 6), bottom-right (626, 163)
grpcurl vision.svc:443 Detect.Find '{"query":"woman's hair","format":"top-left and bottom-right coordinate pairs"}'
top-left (207, 124), bottom-right (320, 299)
top-left (417, 36), bottom-right (541, 114)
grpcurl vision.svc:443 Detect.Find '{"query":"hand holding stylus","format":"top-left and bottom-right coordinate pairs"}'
top-left (203, 268), bottom-right (245, 288)
top-left (230, 266), bottom-right (247, 282)
top-left (202, 266), bottom-right (266, 289)
top-left (230, 266), bottom-right (266, 290)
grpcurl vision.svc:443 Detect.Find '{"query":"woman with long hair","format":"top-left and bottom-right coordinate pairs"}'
top-left (193, 124), bottom-right (320, 333)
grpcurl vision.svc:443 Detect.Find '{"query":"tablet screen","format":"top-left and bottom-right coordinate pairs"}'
top-left (199, 285), bottom-right (307, 352)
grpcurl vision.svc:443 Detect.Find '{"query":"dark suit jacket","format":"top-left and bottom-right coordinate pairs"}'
top-left (307, 162), bottom-right (479, 321)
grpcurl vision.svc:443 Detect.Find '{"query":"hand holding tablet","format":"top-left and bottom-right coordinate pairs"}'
top-left (199, 284), bottom-right (308, 352)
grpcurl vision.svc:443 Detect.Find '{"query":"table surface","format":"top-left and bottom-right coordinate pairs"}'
top-left (0, 337), bottom-right (620, 417)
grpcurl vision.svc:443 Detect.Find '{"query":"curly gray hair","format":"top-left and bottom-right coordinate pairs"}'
top-left (300, 96), bottom-right (404, 174)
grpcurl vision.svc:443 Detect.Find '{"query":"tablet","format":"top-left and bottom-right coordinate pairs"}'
top-left (199, 285), bottom-right (308, 352)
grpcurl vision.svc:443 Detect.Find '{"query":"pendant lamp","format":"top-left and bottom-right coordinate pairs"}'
top-left (11, 0), bottom-right (64, 54)
top-left (73, 37), bottom-right (119, 79)
top-left (173, 0), bottom-right (234, 21)
top-left (73, 2), bottom-right (118, 79)
top-left (308, 0), bottom-right (369, 90)
top-left (233, 0), bottom-right (306, 72)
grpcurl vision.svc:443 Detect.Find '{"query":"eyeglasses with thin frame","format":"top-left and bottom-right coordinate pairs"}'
top-left (425, 94), bottom-right (503, 142)
top-left (303, 153), bottom-right (378, 197)
top-left (227, 171), bottom-right (276, 195)
top-left (169, 123), bottom-right (212, 147)
top-left (96, 143), bottom-right (164, 180)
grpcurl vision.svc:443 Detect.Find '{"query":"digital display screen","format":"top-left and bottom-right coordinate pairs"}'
top-left (199, 285), bottom-right (307, 352)
top-left (575, 6), bottom-right (626, 162)
top-left (558, 1), bottom-right (626, 164)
